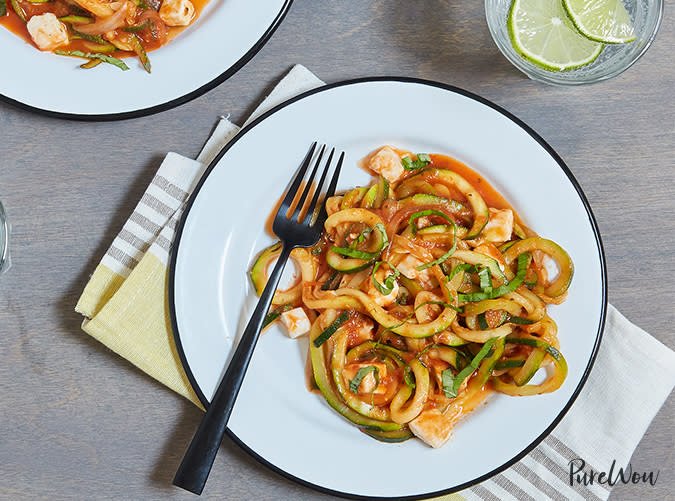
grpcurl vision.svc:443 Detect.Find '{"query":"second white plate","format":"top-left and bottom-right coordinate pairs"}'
top-left (0, 0), bottom-right (291, 119)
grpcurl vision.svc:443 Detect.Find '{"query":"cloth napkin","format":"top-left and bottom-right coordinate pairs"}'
top-left (75, 64), bottom-right (674, 501)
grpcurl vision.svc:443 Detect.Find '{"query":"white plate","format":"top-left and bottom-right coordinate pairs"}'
top-left (0, 0), bottom-right (291, 119)
top-left (170, 78), bottom-right (606, 499)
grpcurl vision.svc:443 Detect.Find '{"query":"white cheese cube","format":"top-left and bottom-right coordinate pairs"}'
top-left (368, 146), bottom-right (405, 185)
top-left (408, 408), bottom-right (454, 448)
top-left (159, 0), bottom-right (195, 26)
top-left (481, 208), bottom-right (514, 243)
top-left (280, 307), bottom-right (311, 339)
top-left (27, 13), bottom-right (69, 51)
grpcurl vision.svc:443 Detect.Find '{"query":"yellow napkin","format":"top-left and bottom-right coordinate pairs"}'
top-left (75, 64), bottom-right (324, 408)
top-left (76, 65), bottom-right (674, 500)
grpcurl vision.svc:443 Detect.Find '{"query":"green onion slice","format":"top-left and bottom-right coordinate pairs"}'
top-left (313, 311), bottom-right (349, 348)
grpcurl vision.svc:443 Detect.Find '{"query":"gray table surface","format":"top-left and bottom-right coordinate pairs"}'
top-left (1, 1), bottom-right (672, 499)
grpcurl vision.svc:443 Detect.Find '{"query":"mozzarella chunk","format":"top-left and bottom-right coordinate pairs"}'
top-left (280, 307), bottom-right (311, 339)
top-left (342, 362), bottom-right (388, 394)
top-left (408, 408), bottom-right (454, 448)
top-left (27, 13), bottom-right (69, 51)
top-left (368, 146), bottom-right (405, 185)
top-left (366, 266), bottom-right (399, 307)
top-left (159, 0), bottom-right (195, 26)
top-left (396, 255), bottom-right (433, 287)
top-left (481, 208), bottom-right (514, 243)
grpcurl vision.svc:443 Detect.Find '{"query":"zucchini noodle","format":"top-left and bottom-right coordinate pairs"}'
top-left (250, 146), bottom-right (574, 448)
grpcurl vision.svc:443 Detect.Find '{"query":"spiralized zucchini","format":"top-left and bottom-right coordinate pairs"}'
top-left (251, 147), bottom-right (573, 448)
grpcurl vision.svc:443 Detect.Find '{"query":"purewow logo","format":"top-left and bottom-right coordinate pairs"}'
top-left (569, 458), bottom-right (659, 487)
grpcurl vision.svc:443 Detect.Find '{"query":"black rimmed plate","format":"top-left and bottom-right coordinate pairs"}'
top-left (169, 77), bottom-right (606, 499)
top-left (0, 0), bottom-right (292, 120)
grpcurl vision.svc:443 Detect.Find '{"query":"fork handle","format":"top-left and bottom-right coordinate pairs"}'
top-left (173, 244), bottom-right (293, 495)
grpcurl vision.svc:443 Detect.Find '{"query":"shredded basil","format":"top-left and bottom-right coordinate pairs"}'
top-left (68, 26), bottom-right (107, 44)
top-left (477, 312), bottom-right (489, 330)
top-left (55, 50), bottom-right (129, 71)
top-left (0, 0), bottom-right (7, 16)
top-left (442, 337), bottom-right (497, 398)
top-left (478, 266), bottom-right (493, 294)
top-left (458, 253), bottom-right (531, 302)
top-left (349, 365), bottom-right (380, 393)
top-left (371, 261), bottom-right (400, 295)
top-left (403, 344), bottom-right (437, 388)
top-left (262, 304), bottom-right (293, 329)
top-left (124, 21), bottom-right (148, 32)
top-left (313, 311), bottom-right (349, 347)
top-left (401, 153), bottom-right (431, 171)
top-left (408, 209), bottom-right (454, 236)
top-left (320, 271), bottom-right (342, 291)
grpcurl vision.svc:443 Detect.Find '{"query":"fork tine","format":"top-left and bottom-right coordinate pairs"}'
top-left (301, 147), bottom-right (334, 224)
top-left (278, 142), bottom-right (317, 215)
top-left (310, 151), bottom-right (344, 228)
top-left (290, 144), bottom-right (326, 221)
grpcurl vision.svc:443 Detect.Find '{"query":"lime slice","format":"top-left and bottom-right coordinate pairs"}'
top-left (563, 0), bottom-right (636, 43)
top-left (508, 0), bottom-right (603, 71)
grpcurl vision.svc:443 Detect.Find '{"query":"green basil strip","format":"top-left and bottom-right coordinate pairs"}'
top-left (331, 246), bottom-right (379, 260)
top-left (417, 220), bottom-right (459, 272)
top-left (58, 15), bottom-right (92, 23)
top-left (495, 359), bottom-right (526, 370)
top-left (508, 315), bottom-right (535, 325)
top-left (505, 336), bottom-right (564, 362)
top-left (381, 300), bottom-right (461, 337)
top-left (442, 337), bottom-right (497, 398)
top-left (458, 253), bottom-right (531, 303)
top-left (371, 261), bottom-right (400, 295)
top-left (0, 0), bottom-right (7, 16)
top-left (445, 263), bottom-right (477, 282)
top-left (262, 304), bottom-right (293, 329)
top-left (320, 271), bottom-right (342, 291)
top-left (408, 209), bottom-right (455, 236)
top-left (478, 266), bottom-right (493, 294)
top-left (332, 223), bottom-right (388, 260)
top-left (68, 26), bottom-right (107, 44)
top-left (401, 153), bottom-right (431, 171)
top-left (349, 366), bottom-right (380, 393)
top-left (403, 344), bottom-right (437, 389)
top-left (124, 21), bottom-right (148, 32)
top-left (55, 50), bottom-right (130, 71)
top-left (313, 311), bottom-right (349, 347)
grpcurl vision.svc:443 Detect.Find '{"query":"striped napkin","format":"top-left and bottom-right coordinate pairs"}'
top-left (75, 65), bottom-right (675, 500)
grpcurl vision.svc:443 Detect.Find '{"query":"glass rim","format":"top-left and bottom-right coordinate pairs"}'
top-left (484, 0), bottom-right (665, 86)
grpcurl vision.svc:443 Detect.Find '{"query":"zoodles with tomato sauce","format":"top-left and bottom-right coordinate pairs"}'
top-left (0, 0), bottom-right (200, 72)
top-left (250, 146), bottom-right (573, 448)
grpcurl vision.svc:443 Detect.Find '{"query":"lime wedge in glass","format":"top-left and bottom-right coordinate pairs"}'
top-left (508, 0), bottom-right (603, 71)
top-left (563, 0), bottom-right (636, 43)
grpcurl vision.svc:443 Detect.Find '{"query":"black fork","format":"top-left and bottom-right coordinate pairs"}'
top-left (173, 143), bottom-right (344, 495)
